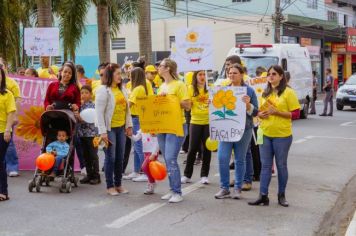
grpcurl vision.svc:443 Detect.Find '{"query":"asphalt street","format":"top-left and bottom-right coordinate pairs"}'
top-left (1, 101), bottom-right (355, 236)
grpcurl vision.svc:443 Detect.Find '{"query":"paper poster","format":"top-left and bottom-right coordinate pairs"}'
top-left (137, 95), bottom-right (184, 136)
top-left (24, 27), bottom-right (60, 56)
top-left (209, 86), bottom-right (247, 142)
top-left (171, 26), bottom-right (214, 72)
top-left (246, 73), bottom-right (267, 104)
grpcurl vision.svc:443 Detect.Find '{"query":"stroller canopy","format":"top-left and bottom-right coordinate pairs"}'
top-left (40, 110), bottom-right (77, 137)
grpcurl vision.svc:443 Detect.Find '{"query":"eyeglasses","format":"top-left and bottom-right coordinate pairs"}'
top-left (229, 72), bottom-right (239, 75)
top-left (267, 72), bottom-right (278, 76)
top-left (158, 64), bottom-right (166, 68)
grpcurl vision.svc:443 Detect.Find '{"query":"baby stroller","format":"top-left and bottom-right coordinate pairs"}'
top-left (28, 109), bottom-right (79, 193)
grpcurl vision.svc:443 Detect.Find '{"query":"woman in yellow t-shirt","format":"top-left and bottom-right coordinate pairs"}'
top-left (95, 63), bottom-right (133, 196)
top-left (0, 67), bottom-right (17, 201)
top-left (249, 65), bottom-right (300, 207)
top-left (181, 70), bottom-right (211, 185)
top-left (157, 58), bottom-right (191, 203)
top-left (128, 67), bottom-right (153, 181)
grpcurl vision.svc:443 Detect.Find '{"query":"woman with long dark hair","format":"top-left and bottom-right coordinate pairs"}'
top-left (44, 62), bottom-right (80, 111)
top-left (249, 65), bottom-right (300, 207)
top-left (181, 70), bottom-right (211, 185)
top-left (95, 63), bottom-right (133, 195)
top-left (0, 68), bottom-right (17, 201)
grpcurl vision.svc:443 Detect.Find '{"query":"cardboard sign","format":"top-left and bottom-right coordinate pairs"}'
top-left (24, 27), bottom-right (60, 56)
top-left (171, 26), bottom-right (214, 72)
top-left (137, 95), bottom-right (184, 136)
top-left (209, 87), bottom-right (247, 142)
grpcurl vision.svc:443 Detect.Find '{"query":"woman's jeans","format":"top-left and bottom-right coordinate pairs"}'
top-left (244, 145), bottom-right (254, 184)
top-left (157, 124), bottom-right (187, 195)
top-left (218, 128), bottom-right (252, 190)
top-left (132, 116), bottom-right (144, 173)
top-left (0, 133), bottom-right (10, 195)
top-left (259, 135), bottom-right (293, 195)
top-left (5, 138), bottom-right (19, 173)
top-left (105, 126), bottom-right (126, 189)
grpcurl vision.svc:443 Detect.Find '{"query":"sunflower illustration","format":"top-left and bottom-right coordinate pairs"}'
top-left (16, 106), bottom-right (45, 145)
top-left (197, 94), bottom-right (208, 104)
top-left (212, 90), bottom-right (237, 119)
top-left (256, 87), bottom-right (264, 94)
top-left (186, 31), bottom-right (199, 43)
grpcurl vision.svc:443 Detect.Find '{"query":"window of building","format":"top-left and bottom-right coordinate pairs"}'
top-left (235, 33), bottom-right (251, 45)
top-left (111, 38), bottom-right (126, 50)
top-left (327, 11), bottom-right (338, 22)
top-left (344, 14), bottom-right (348, 26)
top-left (54, 56), bottom-right (62, 65)
top-left (169, 36), bottom-right (175, 48)
top-left (232, 0), bottom-right (251, 2)
top-left (307, 0), bottom-right (317, 9)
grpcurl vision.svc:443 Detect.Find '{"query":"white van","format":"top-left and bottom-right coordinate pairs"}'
top-left (217, 44), bottom-right (313, 119)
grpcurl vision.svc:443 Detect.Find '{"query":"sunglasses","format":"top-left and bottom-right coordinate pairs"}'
top-left (267, 72), bottom-right (278, 76)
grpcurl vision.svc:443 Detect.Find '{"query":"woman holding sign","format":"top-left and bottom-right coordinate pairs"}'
top-left (157, 58), bottom-right (191, 203)
top-left (215, 63), bottom-right (258, 200)
top-left (95, 63), bottom-right (133, 196)
top-left (249, 65), bottom-right (300, 207)
top-left (181, 70), bottom-right (211, 185)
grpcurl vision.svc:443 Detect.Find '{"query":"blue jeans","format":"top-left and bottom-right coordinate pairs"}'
top-left (217, 128), bottom-right (253, 190)
top-left (259, 135), bottom-right (293, 195)
top-left (132, 117), bottom-right (144, 173)
top-left (105, 126), bottom-right (126, 189)
top-left (5, 138), bottom-right (19, 173)
top-left (244, 144), bottom-right (254, 184)
top-left (157, 124), bottom-right (187, 195)
top-left (0, 133), bottom-right (10, 195)
top-left (53, 155), bottom-right (66, 173)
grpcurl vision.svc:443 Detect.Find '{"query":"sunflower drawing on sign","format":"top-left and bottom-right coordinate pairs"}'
top-left (186, 31), bottom-right (199, 42)
top-left (212, 90), bottom-right (238, 119)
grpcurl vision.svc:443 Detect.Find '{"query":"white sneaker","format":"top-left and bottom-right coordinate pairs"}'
top-left (181, 176), bottom-right (192, 184)
top-left (200, 177), bottom-right (209, 184)
top-left (168, 193), bottom-right (183, 203)
top-left (80, 168), bottom-right (87, 176)
top-left (161, 191), bottom-right (173, 200)
top-left (179, 150), bottom-right (186, 154)
top-left (123, 172), bottom-right (139, 180)
top-left (8, 171), bottom-right (19, 177)
top-left (132, 174), bottom-right (148, 182)
top-left (144, 183), bottom-right (155, 195)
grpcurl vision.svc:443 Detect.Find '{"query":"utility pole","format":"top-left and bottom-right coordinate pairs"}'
top-left (273, 0), bottom-right (283, 43)
top-left (186, 0), bottom-right (189, 27)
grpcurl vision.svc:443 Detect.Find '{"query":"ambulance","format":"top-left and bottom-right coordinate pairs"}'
top-left (216, 44), bottom-right (313, 119)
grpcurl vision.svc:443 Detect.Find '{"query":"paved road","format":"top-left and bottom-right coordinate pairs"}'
top-left (1, 102), bottom-right (356, 236)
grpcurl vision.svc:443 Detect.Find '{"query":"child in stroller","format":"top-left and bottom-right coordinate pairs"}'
top-left (46, 130), bottom-right (69, 177)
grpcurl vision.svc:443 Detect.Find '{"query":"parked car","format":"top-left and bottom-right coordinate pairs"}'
top-left (336, 74), bottom-right (356, 110)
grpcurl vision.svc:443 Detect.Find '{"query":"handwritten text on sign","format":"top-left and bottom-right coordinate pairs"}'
top-left (209, 87), bottom-right (246, 142)
top-left (137, 95), bottom-right (184, 137)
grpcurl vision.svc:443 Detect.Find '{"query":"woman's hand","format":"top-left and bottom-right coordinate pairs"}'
top-left (71, 104), bottom-right (79, 112)
top-left (258, 111), bottom-right (269, 119)
top-left (125, 127), bottom-right (133, 137)
top-left (101, 133), bottom-right (109, 144)
top-left (267, 105), bottom-right (278, 115)
top-left (4, 131), bottom-right (11, 142)
top-left (149, 155), bottom-right (156, 161)
top-left (46, 104), bottom-right (54, 111)
top-left (242, 95), bottom-right (251, 110)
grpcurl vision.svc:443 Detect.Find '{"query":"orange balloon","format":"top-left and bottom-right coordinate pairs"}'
top-left (149, 161), bottom-right (167, 181)
top-left (36, 153), bottom-right (55, 171)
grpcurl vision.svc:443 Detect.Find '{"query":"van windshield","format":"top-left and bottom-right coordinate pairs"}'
top-left (220, 56), bottom-right (279, 78)
top-left (345, 75), bottom-right (356, 85)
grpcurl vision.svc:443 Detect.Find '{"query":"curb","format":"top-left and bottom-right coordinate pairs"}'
top-left (345, 210), bottom-right (356, 236)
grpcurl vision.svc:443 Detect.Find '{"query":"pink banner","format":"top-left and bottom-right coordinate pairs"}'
top-left (10, 75), bottom-right (80, 170)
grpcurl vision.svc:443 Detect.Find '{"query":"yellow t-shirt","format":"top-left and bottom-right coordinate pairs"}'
top-left (91, 80), bottom-right (102, 101)
top-left (152, 75), bottom-right (163, 90)
top-left (111, 87), bottom-right (127, 128)
top-left (129, 85), bottom-right (153, 115)
top-left (126, 81), bottom-right (132, 92)
top-left (189, 86), bottom-right (209, 125)
top-left (260, 87), bottom-right (301, 138)
top-left (37, 65), bottom-right (59, 79)
top-left (0, 90), bottom-right (16, 133)
top-left (126, 79), bottom-right (153, 94)
top-left (158, 80), bottom-right (190, 124)
top-left (6, 77), bottom-right (21, 98)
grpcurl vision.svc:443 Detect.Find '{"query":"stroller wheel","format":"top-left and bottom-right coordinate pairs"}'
top-left (28, 180), bottom-right (35, 192)
top-left (35, 177), bottom-right (41, 192)
top-left (73, 176), bottom-right (79, 187)
top-left (45, 177), bottom-right (50, 186)
top-left (65, 181), bottom-right (72, 193)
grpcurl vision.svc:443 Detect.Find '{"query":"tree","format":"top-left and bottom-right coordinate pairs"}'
top-left (36, 0), bottom-right (52, 27)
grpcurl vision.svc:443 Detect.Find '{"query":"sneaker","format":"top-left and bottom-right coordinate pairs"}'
top-left (200, 177), bottom-right (209, 185)
top-left (107, 187), bottom-right (119, 196)
top-left (115, 186), bottom-right (129, 194)
top-left (132, 174), bottom-right (148, 182)
top-left (8, 171), bottom-right (19, 177)
top-left (179, 150), bottom-right (187, 154)
top-left (214, 189), bottom-right (231, 199)
top-left (181, 176), bottom-right (192, 184)
top-left (81, 168), bottom-right (87, 176)
top-left (232, 189), bottom-right (242, 199)
top-left (241, 183), bottom-right (252, 191)
top-left (80, 176), bottom-right (91, 184)
top-left (144, 183), bottom-right (155, 195)
top-left (161, 191), bottom-right (173, 200)
top-left (89, 178), bottom-right (101, 185)
top-left (168, 193), bottom-right (183, 203)
top-left (123, 172), bottom-right (139, 180)
top-left (327, 113), bottom-right (333, 116)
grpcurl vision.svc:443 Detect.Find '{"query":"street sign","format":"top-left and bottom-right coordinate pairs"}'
top-left (24, 27), bottom-right (60, 56)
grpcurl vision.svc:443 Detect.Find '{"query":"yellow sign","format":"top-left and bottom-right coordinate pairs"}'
top-left (137, 95), bottom-right (184, 136)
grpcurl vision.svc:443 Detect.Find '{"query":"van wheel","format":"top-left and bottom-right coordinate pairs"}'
top-left (336, 104), bottom-right (344, 110)
top-left (300, 102), bottom-right (309, 119)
